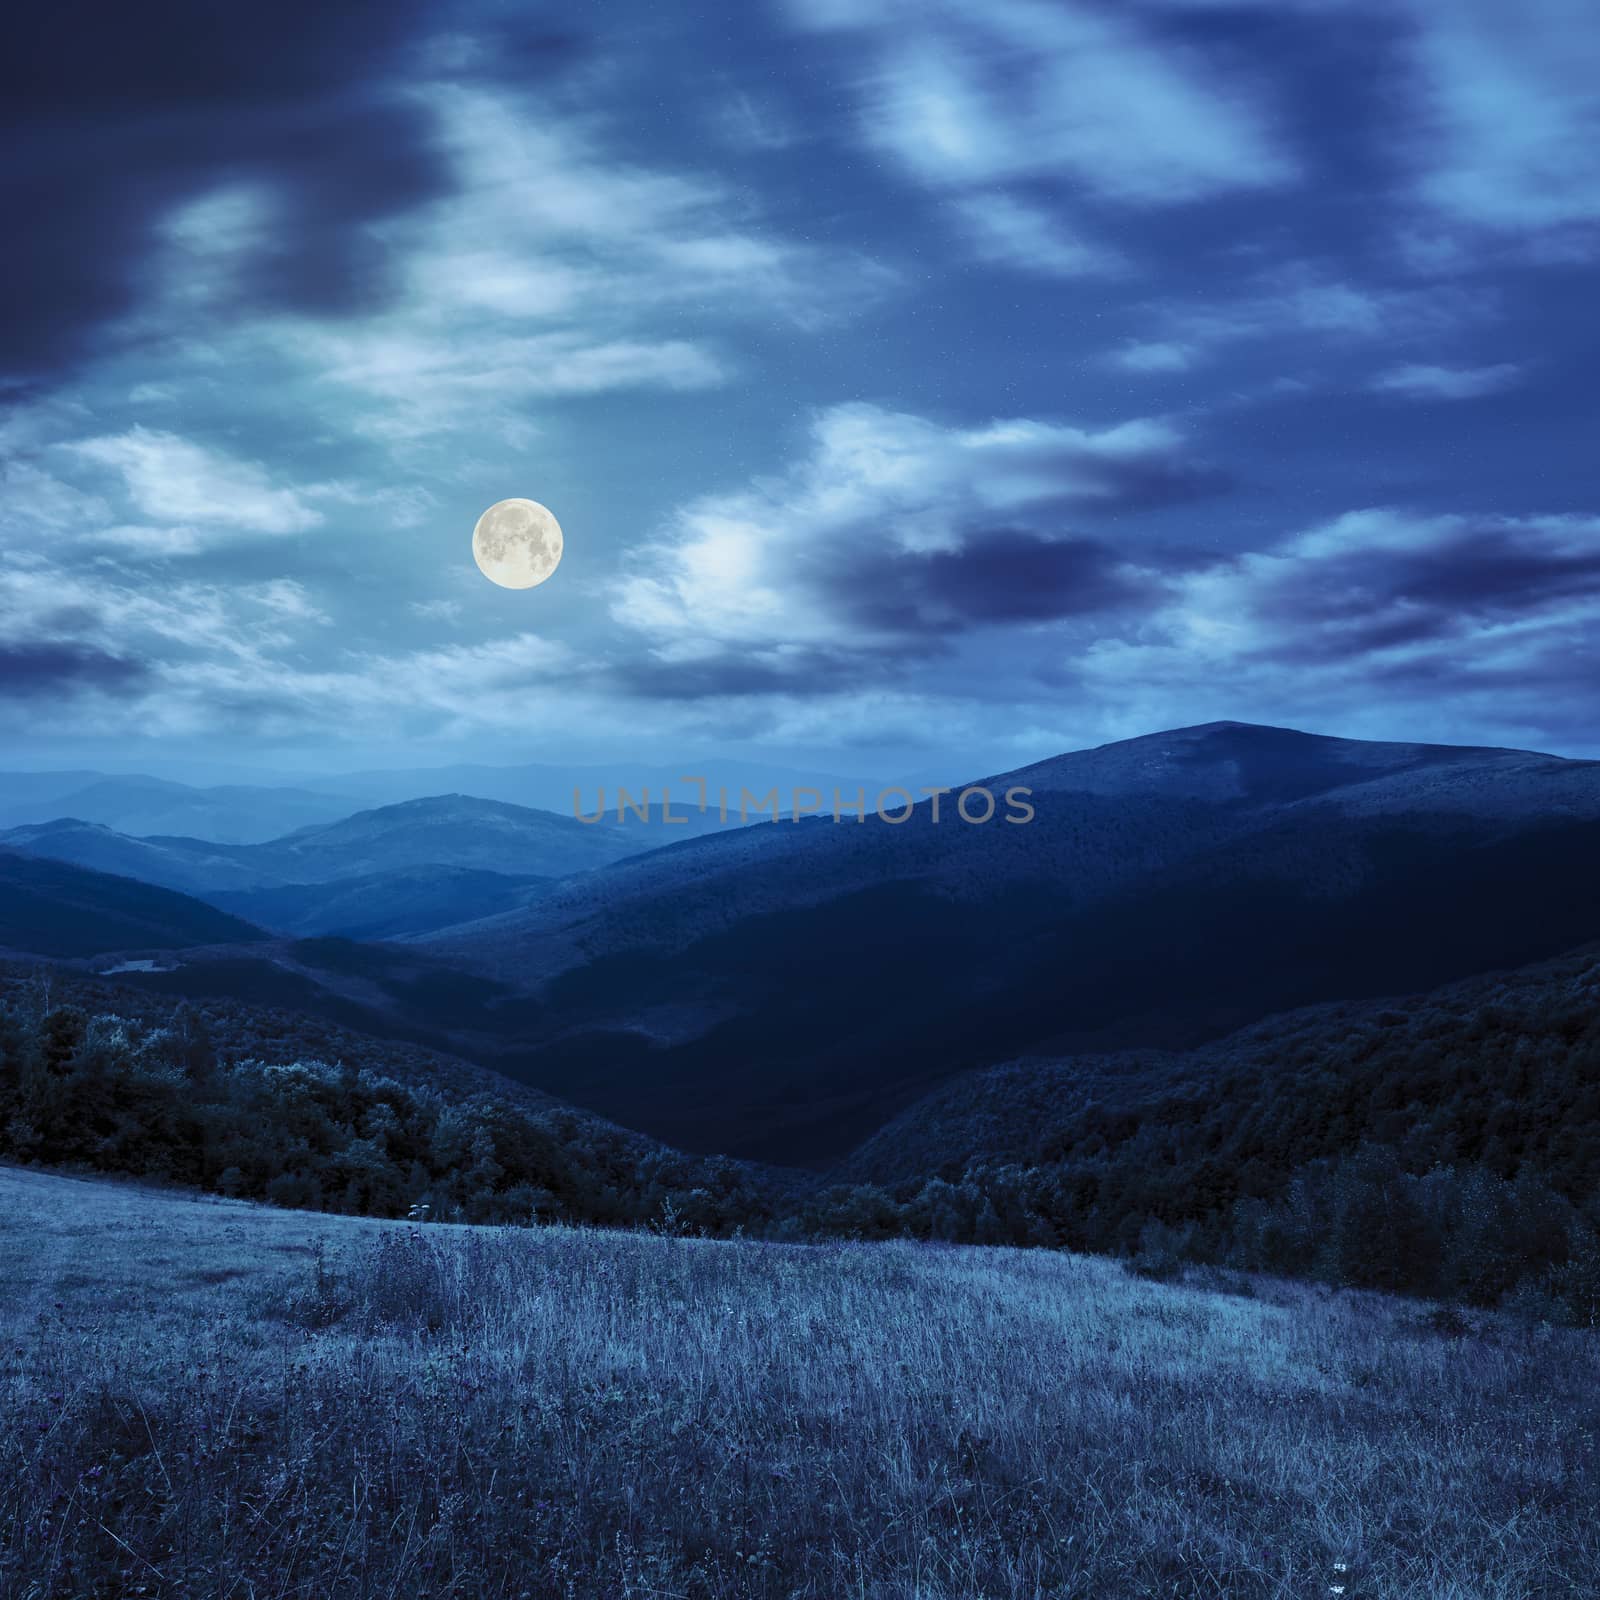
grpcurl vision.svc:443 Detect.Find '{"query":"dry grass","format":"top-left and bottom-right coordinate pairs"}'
top-left (1, 1162), bottom-right (1596, 1598)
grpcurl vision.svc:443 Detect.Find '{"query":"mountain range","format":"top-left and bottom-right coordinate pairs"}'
top-left (4, 721), bottom-right (1599, 1165)
top-left (0, 772), bottom-right (360, 844)
top-left (0, 759), bottom-right (885, 846)
top-left (0, 795), bottom-right (641, 908)
top-left (418, 722), bottom-right (1600, 1160)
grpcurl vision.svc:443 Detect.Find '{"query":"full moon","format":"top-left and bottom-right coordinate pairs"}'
top-left (472, 498), bottom-right (564, 590)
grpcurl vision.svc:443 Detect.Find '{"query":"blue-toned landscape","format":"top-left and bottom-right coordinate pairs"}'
top-left (5, 1), bottom-right (1600, 1594)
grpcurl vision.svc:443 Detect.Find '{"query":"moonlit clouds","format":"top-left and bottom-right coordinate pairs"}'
top-left (791, 0), bottom-right (1293, 203)
top-left (192, 84), bottom-right (893, 445)
top-left (68, 430), bottom-right (324, 537)
top-left (0, 551), bottom-right (577, 741)
top-left (784, 0), bottom-right (1293, 279)
top-left (2, 0), bottom-right (1596, 768)
top-left (610, 402), bottom-right (1222, 683)
top-left (1066, 509), bottom-right (1600, 745)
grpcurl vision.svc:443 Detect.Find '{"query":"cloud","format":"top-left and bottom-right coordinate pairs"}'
top-left (610, 402), bottom-right (1226, 693)
top-left (780, 0), bottom-right (1296, 281)
top-left (139, 632), bottom-right (578, 741)
top-left (262, 86), bottom-right (891, 441)
top-left (68, 428), bottom-right (324, 537)
top-left (0, 459), bottom-right (113, 535)
top-left (1131, 266), bottom-right (1497, 370)
top-left (1405, 0), bottom-right (1600, 239)
top-left (0, 640), bottom-right (149, 701)
top-left (792, 0), bottom-right (1293, 203)
top-left (950, 193), bottom-right (1123, 278)
top-left (0, 561), bottom-right (323, 667)
top-left (0, 552), bottom-right (579, 740)
top-left (1371, 362), bottom-right (1524, 400)
top-left (306, 330), bottom-right (727, 441)
top-left (422, 87), bottom-right (878, 324)
top-left (0, 0), bottom-right (462, 383)
top-left (1067, 508), bottom-right (1600, 742)
top-left (711, 90), bottom-right (798, 152)
top-left (250, 579), bottom-right (331, 626)
top-left (1112, 341), bottom-right (1195, 373)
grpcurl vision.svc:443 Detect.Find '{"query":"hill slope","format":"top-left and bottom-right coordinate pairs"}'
top-left (0, 851), bottom-right (267, 957)
top-left (207, 864), bottom-right (554, 939)
top-left (259, 794), bottom-right (641, 880)
top-left (2, 1164), bottom-right (1595, 1599)
top-left (840, 941), bottom-right (1600, 1187)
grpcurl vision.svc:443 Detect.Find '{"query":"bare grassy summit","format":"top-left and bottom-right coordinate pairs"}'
top-left (1, 1163), bottom-right (1595, 1599)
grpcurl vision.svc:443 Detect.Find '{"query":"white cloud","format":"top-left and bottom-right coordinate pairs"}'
top-left (0, 459), bottom-right (113, 534)
top-left (1406, 0), bottom-right (1600, 236)
top-left (1372, 362), bottom-right (1524, 400)
top-left (216, 86), bottom-right (894, 443)
top-left (951, 193), bottom-right (1123, 277)
top-left (303, 326), bottom-right (727, 442)
top-left (612, 401), bottom-right (1211, 656)
top-left (67, 427), bottom-right (324, 537)
top-left (250, 579), bottom-right (331, 626)
top-left (1112, 341), bottom-right (1195, 373)
top-left (0, 550), bottom-right (580, 741)
top-left (788, 0), bottom-right (1295, 204)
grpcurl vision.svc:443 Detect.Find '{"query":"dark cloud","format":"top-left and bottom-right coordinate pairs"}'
top-left (0, 641), bottom-right (148, 699)
top-left (1247, 517), bottom-right (1600, 664)
top-left (843, 530), bottom-right (1162, 632)
top-left (611, 645), bottom-right (909, 702)
top-left (0, 2), bottom-right (583, 380)
top-left (988, 448), bottom-right (1233, 519)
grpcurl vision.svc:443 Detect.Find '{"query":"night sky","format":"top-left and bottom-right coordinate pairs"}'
top-left (3, 0), bottom-right (1597, 777)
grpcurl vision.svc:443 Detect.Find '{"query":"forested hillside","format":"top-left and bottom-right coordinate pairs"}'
top-left (0, 852), bottom-right (267, 957)
top-left (0, 967), bottom-right (777, 1234)
top-left (5, 950), bottom-right (1600, 1322)
top-left (816, 945), bottom-right (1600, 1317)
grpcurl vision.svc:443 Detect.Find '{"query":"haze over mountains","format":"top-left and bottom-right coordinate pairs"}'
top-left (0, 760), bottom-right (884, 847)
top-left (0, 795), bottom-right (640, 903)
top-left (4, 721), bottom-right (1600, 1164)
top-left (0, 773), bottom-right (361, 845)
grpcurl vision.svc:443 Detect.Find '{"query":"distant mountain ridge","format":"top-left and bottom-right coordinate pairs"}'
top-left (0, 795), bottom-right (646, 904)
top-left (0, 773), bottom-right (360, 844)
top-left (0, 758), bottom-right (884, 846)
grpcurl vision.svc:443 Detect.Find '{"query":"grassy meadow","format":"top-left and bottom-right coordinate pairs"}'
top-left (1, 1162), bottom-right (1596, 1599)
